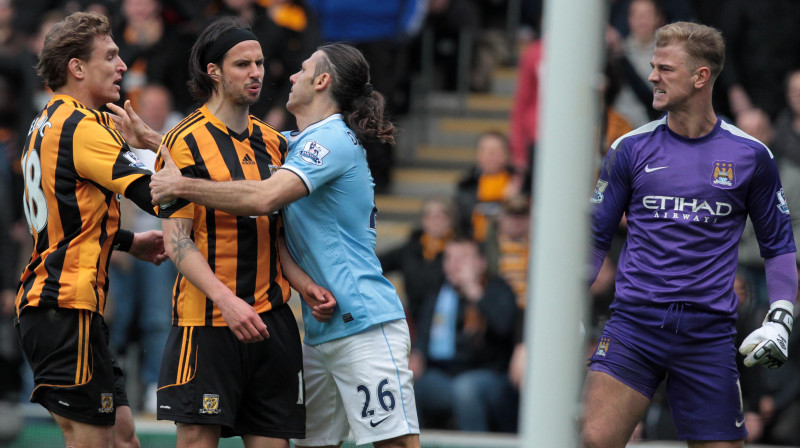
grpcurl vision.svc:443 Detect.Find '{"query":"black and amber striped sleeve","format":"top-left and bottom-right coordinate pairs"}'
top-left (72, 111), bottom-right (151, 195)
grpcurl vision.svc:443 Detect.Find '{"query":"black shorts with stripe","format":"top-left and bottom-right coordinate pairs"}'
top-left (16, 307), bottom-right (128, 425)
top-left (157, 304), bottom-right (305, 439)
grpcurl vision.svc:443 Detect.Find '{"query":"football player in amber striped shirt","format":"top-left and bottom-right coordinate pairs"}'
top-left (16, 11), bottom-right (168, 448)
top-left (152, 17), bottom-right (334, 448)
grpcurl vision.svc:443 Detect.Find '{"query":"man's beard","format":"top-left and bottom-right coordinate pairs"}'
top-left (223, 81), bottom-right (260, 107)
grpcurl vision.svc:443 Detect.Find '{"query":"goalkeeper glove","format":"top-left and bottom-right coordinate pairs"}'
top-left (739, 300), bottom-right (794, 369)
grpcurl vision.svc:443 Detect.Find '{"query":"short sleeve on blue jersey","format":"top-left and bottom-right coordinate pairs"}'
top-left (283, 138), bottom-right (353, 194)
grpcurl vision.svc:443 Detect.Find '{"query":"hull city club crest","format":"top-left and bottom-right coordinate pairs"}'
top-left (98, 393), bottom-right (114, 413)
top-left (199, 394), bottom-right (222, 415)
top-left (712, 161), bottom-right (735, 189)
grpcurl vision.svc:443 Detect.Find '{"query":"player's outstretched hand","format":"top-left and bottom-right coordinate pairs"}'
top-left (150, 146), bottom-right (181, 205)
top-left (303, 284), bottom-right (337, 322)
top-left (740, 300), bottom-right (794, 369)
top-left (106, 100), bottom-right (160, 152)
top-left (218, 296), bottom-right (270, 343)
top-left (129, 230), bottom-right (168, 265)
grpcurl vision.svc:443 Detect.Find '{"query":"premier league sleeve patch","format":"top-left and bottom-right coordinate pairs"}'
top-left (299, 140), bottom-right (330, 166)
top-left (591, 179), bottom-right (609, 204)
top-left (122, 150), bottom-right (150, 172)
top-left (776, 188), bottom-right (790, 215)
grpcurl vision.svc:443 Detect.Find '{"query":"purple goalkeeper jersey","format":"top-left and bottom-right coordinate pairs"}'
top-left (592, 116), bottom-right (795, 316)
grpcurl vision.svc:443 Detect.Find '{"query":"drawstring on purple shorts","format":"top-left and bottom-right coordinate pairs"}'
top-left (660, 302), bottom-right (685, 333)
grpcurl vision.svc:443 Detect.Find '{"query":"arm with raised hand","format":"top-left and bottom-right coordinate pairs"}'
top-left (106, 100), bottom-right (163, 152)
top-left (162, 217), bottom-right (269, 342)
top-left (150, 146), bottom-right (308, 216)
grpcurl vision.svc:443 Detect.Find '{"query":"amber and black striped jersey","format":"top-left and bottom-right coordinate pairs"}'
top-left (16, 94), bottom-right (152, 316)
top-left (158, 105), bottom-right (291, 327)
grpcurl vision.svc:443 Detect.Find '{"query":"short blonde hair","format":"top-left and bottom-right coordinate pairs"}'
top-left (655, 21), bottom-right (725, 83)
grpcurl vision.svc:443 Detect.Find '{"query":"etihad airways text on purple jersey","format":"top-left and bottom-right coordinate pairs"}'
top-left (591, 116), bottom-right (795, 316)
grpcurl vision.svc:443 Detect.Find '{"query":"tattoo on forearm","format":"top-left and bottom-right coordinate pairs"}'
top-left (170, 222), bottom-right (199, 269)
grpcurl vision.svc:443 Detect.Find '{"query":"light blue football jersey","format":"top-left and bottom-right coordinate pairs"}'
top-left (281, 114), bottom-right (405, 345)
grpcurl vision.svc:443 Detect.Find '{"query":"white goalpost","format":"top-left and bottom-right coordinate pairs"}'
top-left (521, 0), bottom-right (607, 446)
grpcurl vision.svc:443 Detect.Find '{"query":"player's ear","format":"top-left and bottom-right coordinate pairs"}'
top-left (693, 66), bottom-right (711, 89)
top-left (207, 63), bottom-right (221, 82)
top-left (315, 72), bottom-right (331, 91)
top-left (68, 58), bottom-right (85, 80)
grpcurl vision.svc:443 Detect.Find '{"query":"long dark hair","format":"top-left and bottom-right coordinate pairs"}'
top-left (315, 43), bottom-right (395, 145)
top-left (187, 16), bottom-right (251, 103)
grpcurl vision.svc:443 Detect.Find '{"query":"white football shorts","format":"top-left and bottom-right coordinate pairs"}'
top-left (292, 318), bottom-right (420, 446)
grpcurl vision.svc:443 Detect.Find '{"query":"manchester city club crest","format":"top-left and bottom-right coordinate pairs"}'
top-left (199, 394), bottom-right (222, 415)
top-left (712, 161), bottom-right (735, 189)
top-left (98, 393), bottom-right (114, 414)
top-left (595, 337), bottom-right (610, 357)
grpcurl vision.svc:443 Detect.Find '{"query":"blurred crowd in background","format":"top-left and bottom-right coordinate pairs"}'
top-left (2, 0), bottom-right (800, 445)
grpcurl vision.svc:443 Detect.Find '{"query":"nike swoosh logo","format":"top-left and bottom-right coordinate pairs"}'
top-left (644, 165), bottom-right (668, 173)
top-left (370, 416), bottom-right (390, 427)
top-left (735, 417), bottom-right (745, 428)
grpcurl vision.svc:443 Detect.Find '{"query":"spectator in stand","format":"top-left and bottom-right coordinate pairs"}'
top-left (484, 194), bottom-right (530, 309)
top-left (720, 0), bottom-right (800, 120)
top-left (379, 198), bottom-right (458, 331)
top-left (772, 69), bottom-right (800, 171)
top-left (606, 0), bottom-right (665, 128)
top-left (608, 0), bottom-right (694, 39)
top-left (455, 130), bottom-right (520, 242)
top-left (772, 70), bottom-right (800, 269)
top-left (600, 58), bottom-right (634, 153)
top-left (305, 0), bottom-right (426, 193)
top-left (508, 33), bottom-right (541, 178)
top-left (115, 0), bottom-right (194, 113)
top-left (483, 195), bottom-right (530, 401)
top-left (107, 84), bottom-right (183, 415)
top-left (410, 237), bottom-right (518, 432)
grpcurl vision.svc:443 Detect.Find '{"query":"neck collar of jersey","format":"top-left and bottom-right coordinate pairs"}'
top-left (288, 113), bottom-right (343, 142)
top-left (200, 104), bottom-right (252, 140)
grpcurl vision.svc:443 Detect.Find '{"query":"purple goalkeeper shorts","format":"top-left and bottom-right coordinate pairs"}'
top-left (588, 303), bottom-right (747, 441)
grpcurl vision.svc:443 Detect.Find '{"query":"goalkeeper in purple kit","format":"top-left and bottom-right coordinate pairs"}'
top-left (580, 22), bottom-right (797, 448)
